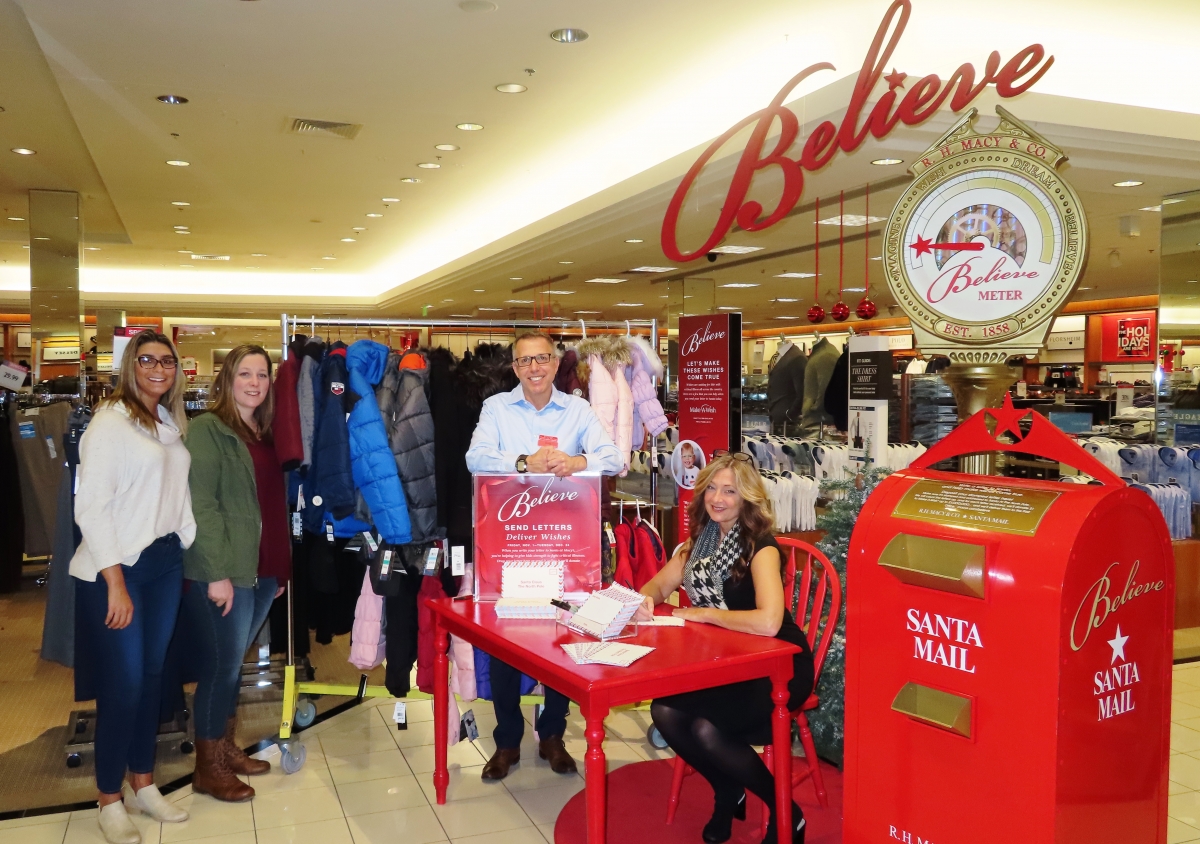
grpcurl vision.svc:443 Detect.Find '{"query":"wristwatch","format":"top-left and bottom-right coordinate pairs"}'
top-left (515, 454), bottom-right (529, 473)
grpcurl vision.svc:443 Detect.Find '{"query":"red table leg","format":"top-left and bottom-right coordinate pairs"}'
top-left (771, 664), bottom-right (793, 844)
top-left (433, 614), bottom-right (449, 804)
top-left (583, 701), bottom-right (609, 844)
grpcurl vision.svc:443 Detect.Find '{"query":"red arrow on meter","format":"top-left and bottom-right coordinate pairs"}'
top-left (910, 235), bottom-right (986, 257)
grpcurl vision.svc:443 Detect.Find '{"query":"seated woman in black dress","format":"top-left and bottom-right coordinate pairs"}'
top-left (636, 452), bottom-right (815, 844)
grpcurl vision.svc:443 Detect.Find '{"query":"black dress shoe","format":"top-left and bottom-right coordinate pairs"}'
top-left (761, 801), bottom-right (805, 844)
top-left (702, 792), bottom-right (746, 844)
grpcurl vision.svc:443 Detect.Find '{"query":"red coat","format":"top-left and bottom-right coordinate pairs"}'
top-left (273, 347), bottom-right (304, 471)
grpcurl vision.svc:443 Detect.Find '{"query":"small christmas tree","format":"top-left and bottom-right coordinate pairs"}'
top-left (802, 451), bottom-right (891, 767)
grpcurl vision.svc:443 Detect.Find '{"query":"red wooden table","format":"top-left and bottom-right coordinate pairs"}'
top-left (428, 598), bottom-right (801, 844)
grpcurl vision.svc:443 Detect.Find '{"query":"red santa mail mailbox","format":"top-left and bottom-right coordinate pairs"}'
top-left (843, 397), bottom-right (1173, 844)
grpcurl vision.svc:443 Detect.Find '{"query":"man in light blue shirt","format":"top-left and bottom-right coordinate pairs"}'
top-left (466, 332), bottom-right (622, 782)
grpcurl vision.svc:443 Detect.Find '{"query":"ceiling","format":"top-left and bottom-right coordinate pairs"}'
top-left (0, 0), bottom-right (1199, 326)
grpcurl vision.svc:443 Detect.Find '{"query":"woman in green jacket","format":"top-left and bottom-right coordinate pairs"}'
top-left (183, 345), bottom-right (291, 802)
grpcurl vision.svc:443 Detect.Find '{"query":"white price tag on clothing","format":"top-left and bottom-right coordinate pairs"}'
top-left (379, 549), bottom-right (393, 580)
top-left (451, 546), bottom-right (465, 577)
top-left (325, 522), bottom-right (335, 544)
top-left (363, 532), bottom-right (379, 553)
top-left (423, 546), bottom-right (439, 575)
top-left (291, 512), bottom-right (302, 538)
top-left (392, 701), bottom-right (407, 730)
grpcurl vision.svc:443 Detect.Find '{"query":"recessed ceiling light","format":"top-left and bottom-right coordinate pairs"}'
top-left (550, 28), bottom-right (589, 43)
top-left (322, 256), bottom-right (336, 260)
top-left (775, 298), bottom-right (800, 303)
top-left (774, 315), bottom-right (800, 320)
top-left (382, 197), bottom-right (400, 203)
top-left (478, 307), bottom-right (503, 311)
top-left (559, 260), bottom-right (574, 264)
top-left (719, 283), bottom-right (758, 288)
top-left (352, 226), bottom-right (366, 231)
top-left (6, 217), bottom-right (23, 221)
top-left (341, 237), bottom-right (356, 242)
top-left (251, 253), bottom-right (267, 257)
top-left (10, 148), bottom-right (34, 155)
top-left (474, 289), bottom-right (486, 293)
top-left (173, 225), bottom-right (189, 230)
top-left (574, 310), bottom-right (602, 315)
top-left (20, 245), bottom-right (27, 249)
top-left (710, 245), bottom-right (763, 254)
top-left (629, 266), bottom-right (675, 273)
top-left (179, 264), bottom-right (194, 268)
top-left (435, 144), bottom-right (459, 151)
top-left (165, 159), bottom-right (190, 167)
top-left (175, 230), bottom-right (191, 234)
top-left (449, 314), bottom-right (474, 318)
top-left (1113, 180), bottom-right (1143, 188)
top-left (585, 278), bottom-right (625, 284)
top-left (546, 290), bottom-right (575, 295)
top-left (718, 306), bottom-right (742, 311)
top-left (870, 256), bottom-right (883, 261)
top-left (1188, 280), bottom-right (1199, 284)
top-left (157, 95), bottom-right (188, 105)
top-left (1163, 198), bottom-right (1185, 205)
top-left (843, 287), bottom-right (866, 292)
top-left (399, 178), bottom-right (421, 184)
top-left (495, 83), bottom-right (527, 94)
top-left (311, 267), bottom-right (324, 271)
top-left (614, 302), bottom-right (643, 307)
top-left (505, 299), bottom-right (533, 304)
top-left (871, 158), bottom-right (903, 165)
top-left (33, 236), bottom-right (48, 240)
top-left (456, 123), bottom-right (484, 131)
top-left (818, 215), bottom-right (885, 226)
top-left (1140, 205), bottom-right (1162, 212)
top-left (625, 239), bottom-right (643, 244)
top-left (417, 162), bottom-right (441, 169)
top-left (171, 201), bottom-right (190, 206)
top-left (775, 272), bottom-right (815, 278)
top-left (84, 246), bottom-right (100, 251)
top-left (442, 298), bottom-right (454, 302)
top-left (509, 277), bottom-right (523, 281)
top-left (366, 213), bottom-right (383, 218)
top-left (178, 249), bottom-right (192, 254)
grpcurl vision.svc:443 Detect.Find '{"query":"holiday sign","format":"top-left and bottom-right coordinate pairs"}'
top-left (1100, 311), bottom-right (1157, 363)
top-left (883, 107), bottom-right (1088, 360)
top-left (661, 0), bottom-right (1054, 263)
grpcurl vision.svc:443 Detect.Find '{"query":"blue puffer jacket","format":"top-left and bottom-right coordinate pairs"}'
top-left (303, 342), bottom-right (355, 534)
top-left (347, 340), bottom-right (412, 544)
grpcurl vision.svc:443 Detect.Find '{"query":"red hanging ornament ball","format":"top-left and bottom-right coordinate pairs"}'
top-left (806, 304), bottom-right (826, 324)
top-left (831, 300), bottom-right (850, 322)
top-left (855, 296), bottom-right (877, 320)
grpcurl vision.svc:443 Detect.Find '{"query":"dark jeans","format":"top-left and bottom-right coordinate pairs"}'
top-left (76, 534), bottom-right (183, 795)
top-left (183, 576), bottom-right (278, 741)
top-left (490, 657), bottom-right (569, 749)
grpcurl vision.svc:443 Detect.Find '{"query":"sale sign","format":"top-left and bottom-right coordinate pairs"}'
top-left (473, 473), bottom-right (601, 602)
top-left (1100, 311), bottom-right (1156, 363)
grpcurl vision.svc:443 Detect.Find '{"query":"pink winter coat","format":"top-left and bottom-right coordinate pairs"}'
top-left (613, 366), bottom-right (633, 476)
top-left (586, 353), bottom-right (617, 441)
top-left (348, 570), bottom-right (385, 670)
top-left (628, 336), bottom-right (668, 438)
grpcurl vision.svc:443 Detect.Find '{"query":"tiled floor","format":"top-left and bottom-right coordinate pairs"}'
top-left (15, 661), bottom-right (1200, 843)
top-left (0, 696), bottom-right (669, 844)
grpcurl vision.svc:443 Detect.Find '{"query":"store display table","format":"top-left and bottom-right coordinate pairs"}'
top-left (427, 598), bottom-right (801, 844)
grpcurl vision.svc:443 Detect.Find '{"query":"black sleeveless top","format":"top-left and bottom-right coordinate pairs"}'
top-left (720, 533), bottom-right (815, 706)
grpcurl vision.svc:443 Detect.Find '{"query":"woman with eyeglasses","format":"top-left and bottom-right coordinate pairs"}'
top-left (71, 330), bottom-right (195, 844)
top-left (635, 452), bottom-right (814, 844)
top-left (182, 345), bottom-right (290, 802)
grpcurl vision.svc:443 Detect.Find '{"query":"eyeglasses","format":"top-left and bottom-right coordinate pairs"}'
top-left (514, 353), bottom-right (553, 368)
top-left (712, 449), bottom-right (754, 464)
top-left (137, 354), bottom-right (178, 370)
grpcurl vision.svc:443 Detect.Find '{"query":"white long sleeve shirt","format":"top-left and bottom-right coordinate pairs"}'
top-left (69, 403), bottom-right (197, 581)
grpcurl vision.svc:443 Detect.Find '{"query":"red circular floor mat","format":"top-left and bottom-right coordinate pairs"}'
top-left (554, 758), bottom-right (843, 844)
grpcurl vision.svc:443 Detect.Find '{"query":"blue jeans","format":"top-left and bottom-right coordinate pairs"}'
top-left (184, 576), bottom-right (277, 740)
top-left (76, 534), bottom-right (184, 795)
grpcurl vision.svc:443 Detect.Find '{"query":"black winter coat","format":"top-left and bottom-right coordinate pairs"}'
top-left (376, 352), bottom-right (440, 544)
top-left (304, 342), bottom-right (355, 533)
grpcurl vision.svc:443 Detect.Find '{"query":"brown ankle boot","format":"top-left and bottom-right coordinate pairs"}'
top-left (193, 738), bottom-right (255, 802)
top-left (222, 718), bottom-right (270, 776)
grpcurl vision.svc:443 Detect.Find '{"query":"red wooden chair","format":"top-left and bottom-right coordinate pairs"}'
top-left (665, 538), bottom-right (843, 827)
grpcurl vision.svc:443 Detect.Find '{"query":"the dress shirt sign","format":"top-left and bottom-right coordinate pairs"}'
top-left (473, 473), bottom-right (601, 602)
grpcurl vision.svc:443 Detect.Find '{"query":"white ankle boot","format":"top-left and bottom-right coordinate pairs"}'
top-left (124, 783), bottom-right (189, 823)
top-left (98, 801), bottom-right (140, 844)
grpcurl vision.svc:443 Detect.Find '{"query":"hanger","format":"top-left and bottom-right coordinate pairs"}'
top-left (626, 320), bottom-right (631, 337)
top-left (580, 319), bottom-right (587, 339)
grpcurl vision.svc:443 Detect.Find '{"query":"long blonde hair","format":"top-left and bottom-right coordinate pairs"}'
top-left (104, 329), bottom-right (188, 435)
top-left (208, 345), bottom-right (274, 441)
top-left (683, 453), bottom-right (776, 582)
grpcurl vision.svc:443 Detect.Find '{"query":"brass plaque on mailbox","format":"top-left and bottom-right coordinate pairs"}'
top-left (891, 682), bottom-right (973, 738)
top-left (878, 533), bottom-right (986, 599)
top-left (892, 479), bottom-right (1059, 536)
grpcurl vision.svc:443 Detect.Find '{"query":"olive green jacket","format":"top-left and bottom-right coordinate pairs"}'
top-left (183, 413), bottom-right (261, 588)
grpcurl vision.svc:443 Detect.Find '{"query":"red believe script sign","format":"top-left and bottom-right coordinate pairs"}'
top-left (677, 314), bottom-right (741, 539)
top-left (661, 0), bottom-right (1055, 262)
top-left (473, 473), bottom-right (602, 601)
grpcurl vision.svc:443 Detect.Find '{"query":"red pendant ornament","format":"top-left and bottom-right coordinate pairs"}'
top-left (807, 304), bottom-right (826, 324)
top-left (831, 301), bottom-right (850, 322)
top-left (856, 297), bottom-right (878, 320)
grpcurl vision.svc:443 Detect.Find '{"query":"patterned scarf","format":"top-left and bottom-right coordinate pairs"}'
top-left (682, 521), bottom-right (742, 610)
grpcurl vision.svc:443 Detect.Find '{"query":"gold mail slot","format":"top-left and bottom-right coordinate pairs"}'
top-left (878, 533), bottom-right (985, 599)
top-left (891, 682), bottom-right (972, 738)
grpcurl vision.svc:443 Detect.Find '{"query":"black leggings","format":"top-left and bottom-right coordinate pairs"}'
top-left (651, 677), bottom-right (791, 813)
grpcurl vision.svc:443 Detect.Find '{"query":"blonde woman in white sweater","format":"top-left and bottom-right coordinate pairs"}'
top-left (71, 330), bottom-right (196, 844)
